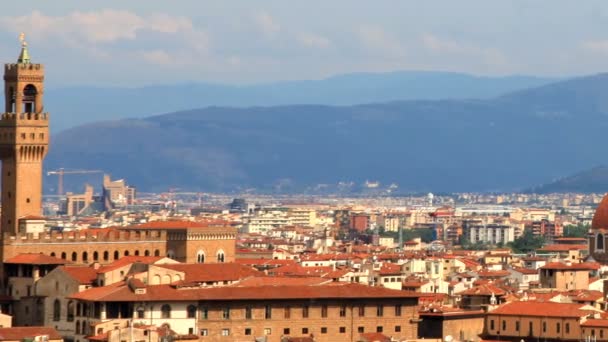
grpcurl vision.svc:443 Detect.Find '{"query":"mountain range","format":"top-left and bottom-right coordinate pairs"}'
top-left (45, 72), bottom-right (608, 193)
top-left (46, 71), bottom-right (554, 132)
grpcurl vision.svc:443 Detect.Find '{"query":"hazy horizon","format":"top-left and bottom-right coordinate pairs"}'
top-left (3, 1), bottom-right (608, 87)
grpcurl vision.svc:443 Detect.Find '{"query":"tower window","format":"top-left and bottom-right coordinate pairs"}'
top-left (26, 198), bottom-right (30, 203)
top-left (598, 233), bottom-right (604, 251)
top-left (30, 133), bottom-right (35, 139)
top-left (20, 133), bottom-right (25, 140)
top-left (39, 133), bottom-right (44, 139)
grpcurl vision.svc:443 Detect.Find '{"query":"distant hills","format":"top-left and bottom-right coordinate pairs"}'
top-left (46, 71), bottom-right (554, 132)
top-left (46, 73), bottom-right (608, 193)
top-left (526, 166), bottom-right (608, 194)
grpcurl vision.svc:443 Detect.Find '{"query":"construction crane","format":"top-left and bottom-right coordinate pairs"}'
top-left (46, 168), bottom-right (103, 196)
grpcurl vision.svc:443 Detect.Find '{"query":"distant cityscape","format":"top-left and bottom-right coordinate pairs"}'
top-left (2, 12), bottom-right (608, 342)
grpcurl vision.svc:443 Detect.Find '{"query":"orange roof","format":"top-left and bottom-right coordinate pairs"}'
top-left (70, 282), bottom-right (422, 302)
top-left (359, 332), bottom-right (391, 342)
top-left (61, 266), bottom-right (98, 285)
top-left (158, 263), bottom-right (263, 283)
top-left (97, 256), bottom-right (165, 273)
top-left (236, 276), bottom-right (331, 287)
top-left (582, 319), bottom-right (608, 328)
top-left (0, 327), bottom-right (62, 340)
top-left (540, 262), bottom-right (599, 271)
top-left (488, 301), bottom-right (595, 318)
top-left (4, 253), bottom-right (68, 265)
top-left (129, 220), bottom-right (233, 230)
top-left (458, 283), bottom-right (507, 296)
top-left (538, 244), bottom-right (588, 252)
top-left (592, 193), bottom-right (608, 230)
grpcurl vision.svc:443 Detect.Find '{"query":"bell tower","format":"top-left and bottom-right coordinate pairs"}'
top-left (0, 34), bottom-right (49, 235)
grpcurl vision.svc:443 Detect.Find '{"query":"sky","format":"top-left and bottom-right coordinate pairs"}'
top-left (2, 1), bottom-right (608, 86)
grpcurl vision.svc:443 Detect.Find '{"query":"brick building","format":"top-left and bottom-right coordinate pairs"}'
top-left (70, 282), bottom-right (422, 342)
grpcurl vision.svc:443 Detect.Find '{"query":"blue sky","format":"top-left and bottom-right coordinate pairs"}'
top-left (3, 1), bottom-right (608, 86)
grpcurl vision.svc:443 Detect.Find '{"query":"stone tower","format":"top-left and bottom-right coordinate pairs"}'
top-left (0, 36), bottom-right (49, 235)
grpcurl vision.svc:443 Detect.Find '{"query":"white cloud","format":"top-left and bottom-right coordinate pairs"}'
top-left (251, 11), bottom-right (281, 37)
top-left (0, 10), bottom-right (196, 43)
top-left (0, 9), bottom-right (210, 66)
top-left (357, 26), bottom-right (406, 57)
top-left (297, 32), bottom-right (331, 48)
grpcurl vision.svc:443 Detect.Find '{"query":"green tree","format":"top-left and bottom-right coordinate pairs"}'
top-left (562, 224), bottom-right (589, 238)
top-left (507, 229), bottom-right (545, 253)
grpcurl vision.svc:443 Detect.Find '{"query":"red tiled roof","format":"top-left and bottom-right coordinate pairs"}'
top-left (61, 266), bottom-right (98, 285)
top-left (458, 283), bottom-right (507, 296)
top-left (158, 263), bottom-right (263, 283)
top-left (582, 319), bottom-right (608, 328)
top-left (359, 332), bottom-right (391, 342)
top-left (96, 256), bottom-right (165, 273)
top-left (235, 276), bottom-right (331, 287)
top-left (0, 327), bottom-right (62, 340)
top-left (4, 253), bottom-right (68, 265)
top-left (538, 244), bottom-right (588, 252)
top-left (488, 301), bottom-right (595, 318)
top-left (129, 220), bottom-right (233, 230)
top-left (592, 193), bottom-right (608, 229)
top-left (70, 282), bottom-right (422, 302)
top-left (539, 262), bottom-right (599, 271)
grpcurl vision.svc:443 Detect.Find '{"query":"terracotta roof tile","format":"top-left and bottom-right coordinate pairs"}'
top-left (0, 327), bottom-right (62, 340)
top-left (489, 301), bottom-right (596, 318)
top-left (70, 282), bottom-right (422, 302)
top-left (5, 253), bottom-right (69, 265)
top-left (61, 266), bottom-right (98, 285)
top-left (158, 263), bottom-right (263, 283)
top-left (592, 193), bottom-right (608, 230)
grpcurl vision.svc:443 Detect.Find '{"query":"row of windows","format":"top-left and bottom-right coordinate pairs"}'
top-left (200, 325), bottom-right (402, 337)
top-left (48, 249), bottom-right (162, 263)
top-left (490, 319), bottom-right (571, 334)
top-left (198, 304), bottom-right (402, 320)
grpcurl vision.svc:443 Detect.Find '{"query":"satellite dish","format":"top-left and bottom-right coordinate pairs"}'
top-left (444, 335), bottom-right (454, 342)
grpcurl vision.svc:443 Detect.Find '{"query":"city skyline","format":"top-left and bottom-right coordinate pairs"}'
top-left (3, 1), bottom-right (608, 86)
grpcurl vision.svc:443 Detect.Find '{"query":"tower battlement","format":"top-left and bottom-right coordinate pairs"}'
top-left (0, 112), bottom-right (49, 124)
top-left (4, 63), bottom-right (44, 72)
top-left (2, 229), bottom-right (168, 245)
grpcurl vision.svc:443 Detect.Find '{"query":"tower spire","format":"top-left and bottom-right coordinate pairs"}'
top-left (17, 33), bottom-right (30, 64)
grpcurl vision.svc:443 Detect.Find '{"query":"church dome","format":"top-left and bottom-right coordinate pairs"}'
top-left (592, 193), bottom-right (608, 229)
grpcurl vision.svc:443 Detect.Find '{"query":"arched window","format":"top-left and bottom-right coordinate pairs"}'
top-left (154, 249), bottom-right (160, 257)
top-left (71, 252), bottom-right (77, 262)
top-left (82, 252), bottom-right (88, 262)
top-left (598, 233), bottom-right (605, 251)
top-left (103, 251), bottom-right (109, 261)
top-left (67, 301), bottom-right (75, 322)
top-left (217, 250), bottom-right (225, 263)
top-left (61, 252), bottom-right (67, 260)
top-left (114, 251), bottom-right (119, 260)
top-left (161, 304), bottom-right (171, 318)
top-left (124, 250), bottom-right (130, 257)
top-left (22, 84), bottom-right (37, 113)
top-left (196, 250), bottom-right (205, 264)
top-left (187, 305), bottom-right (197, 318)
top-left (134, 250), bottom-right (140, 256)
top-left (53, 299), bottom-right (61, 321)
top-left (75, 320), bottom-right (80, 334)
top-left (144, 250), bottom-right (150, 256)
top-left (93, 251), bottom-right (99, 261)
top-left (50, 252), bottom-right (56, 257)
